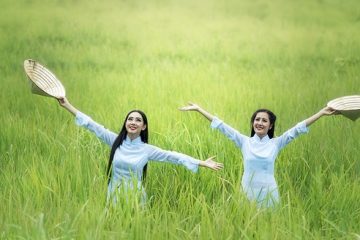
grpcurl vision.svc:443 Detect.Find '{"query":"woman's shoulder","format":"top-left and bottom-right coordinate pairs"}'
top-left (143, 143), bottom-right (157, 151)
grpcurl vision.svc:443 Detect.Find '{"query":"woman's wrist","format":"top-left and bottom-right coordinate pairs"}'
top-left (198, 160), bottom-right (207, 168)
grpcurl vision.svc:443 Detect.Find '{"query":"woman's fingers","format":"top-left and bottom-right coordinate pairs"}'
top-left (205, 157), bottom-right (223, 171)
top-left (214, 162), bottom-right (224, 170)
top-left (178, 102), bottom-right (199, 111)
top-left (179, 106), bottom-right (195, 111)
top-left (57, 97), bottom-right (64, 105)
top-left (178, 106), bottom-right (189, 111)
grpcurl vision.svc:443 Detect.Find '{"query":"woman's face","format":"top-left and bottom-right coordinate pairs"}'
top-left (126, 112), bottom-right (146, 139)
top-left (252, 112), bottom-right (272, 138)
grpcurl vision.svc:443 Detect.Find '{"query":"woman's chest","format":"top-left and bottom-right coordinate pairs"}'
top-left (113, 146), bottom-right (148, 171)
top-left (243, 140), bottom-right (278, 160)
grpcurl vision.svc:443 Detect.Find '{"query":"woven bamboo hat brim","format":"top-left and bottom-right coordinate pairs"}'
top-left (24, 59), bottom-right (66, 99)
top-left (327, 95), bottom-right (360, 121)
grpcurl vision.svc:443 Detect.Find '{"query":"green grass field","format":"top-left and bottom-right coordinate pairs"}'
top-left (1, 0), bottom-right (360, 239)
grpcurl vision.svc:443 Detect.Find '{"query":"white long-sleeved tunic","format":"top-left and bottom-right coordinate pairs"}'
top-left (211, 117), bottom-right (308, 207)
top-left (75, 112), bottom-right (200, 203)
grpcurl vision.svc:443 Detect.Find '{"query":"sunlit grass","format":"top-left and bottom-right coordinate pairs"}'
top-left (0, 0), bottom-right (359, 239)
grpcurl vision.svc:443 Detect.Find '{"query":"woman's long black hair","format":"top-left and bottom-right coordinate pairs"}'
top-left (107, 110), bottom-right (149, 183)
top-left (250, 109), bottom-right (277, 139)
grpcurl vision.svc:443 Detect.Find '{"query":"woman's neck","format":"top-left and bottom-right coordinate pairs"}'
top-left (256, 133), bottom-right (267, 139)
top-left (127, 133), bottom-right (140, 141)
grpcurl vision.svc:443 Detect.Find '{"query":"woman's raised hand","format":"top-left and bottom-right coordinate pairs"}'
top-left (320, 106), bottom-right (339, 116)
top-left (179, 102), bottom-right (200, 112)
top-left (58, 97), bottom-right (69, 107)
top-left (179, 102), bottom-right (214, 121)
top-left (200, 156), bottom-right (223, 171)
top-left (305, 106), bottom-right (339, 127)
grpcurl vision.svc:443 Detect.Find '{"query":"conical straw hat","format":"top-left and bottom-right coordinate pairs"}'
top-left (327, 95), bottom-right (360, 121)
top-left (24, 59), bottom-right (66, 99)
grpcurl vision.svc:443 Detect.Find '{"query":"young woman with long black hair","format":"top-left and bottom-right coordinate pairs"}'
top-left (180, 102), bottom-right (337, 207)
top-left (58, 97), bottom-right (223, 205)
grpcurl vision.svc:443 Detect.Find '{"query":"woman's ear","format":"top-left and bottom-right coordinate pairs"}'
top-left (142, 124), bottom-right (147, 131)
top-left (269, 124), bottom-right (273, 130)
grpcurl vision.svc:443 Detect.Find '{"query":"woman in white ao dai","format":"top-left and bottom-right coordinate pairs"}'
top-left (58, 97), bottom-right (223, 205)
top-left (180, 103), bottom-right (337, 207)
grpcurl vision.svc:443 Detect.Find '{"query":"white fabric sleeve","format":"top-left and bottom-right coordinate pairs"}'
top-left (274, 121), bottom-right (309, 150)
top-left (75, 111), bottom-right (117, 146)
top-left (146, 145), bottom-right (200, 173)
top-left (210, 117), bottom-right (247, 148)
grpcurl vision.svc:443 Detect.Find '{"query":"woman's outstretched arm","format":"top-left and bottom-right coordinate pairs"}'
top-left (57, 97), bottom-right (117, 146)
top-left (179, 102), bottom-right (214, 121)
top-left (58, 97), bottom-right (78, 116)
top-left (147, 145), bottom-right (223, 172)
top-left (180, 102), bottom-right (246, 148)
top-left (275, 106), bottom-right (338, 150)
top-left (304, 106), bottom-right (338, 127)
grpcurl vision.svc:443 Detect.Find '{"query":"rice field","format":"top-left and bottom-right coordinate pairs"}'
top-left (0, 0), bottom-right (359, 239)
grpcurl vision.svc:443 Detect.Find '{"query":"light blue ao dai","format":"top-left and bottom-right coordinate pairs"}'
top-left (211, 117), bottom-right (308, 207)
